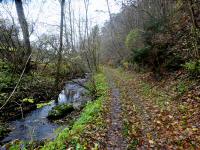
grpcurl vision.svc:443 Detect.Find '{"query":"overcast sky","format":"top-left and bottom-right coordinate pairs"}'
top-left (0, 0), bottom-right (121, 41)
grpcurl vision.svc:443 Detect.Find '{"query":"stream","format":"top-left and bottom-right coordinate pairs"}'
top-left (0, 78), bottom-right (88, 145)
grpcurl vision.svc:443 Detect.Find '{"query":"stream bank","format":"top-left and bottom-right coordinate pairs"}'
top-left (40, 73), bottom-right (109, 150)
top-left (0, 76), bottom-right (90, 148)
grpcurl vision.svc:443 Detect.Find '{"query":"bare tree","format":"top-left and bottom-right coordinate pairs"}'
top-left (55, 0), bottom-right (65, 89)
top-left (68, 0), bottom-right (75, 52)
top-left (106, 0), bottom-right (123, 59)
top-left (15, 0), bottom-right (31, 70)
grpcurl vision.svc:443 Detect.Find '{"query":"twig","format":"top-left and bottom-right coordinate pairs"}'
top-left (14, 101), bottom-right (24, 119)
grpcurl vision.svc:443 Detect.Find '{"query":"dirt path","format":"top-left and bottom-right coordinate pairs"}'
top-left (105, 70), bottom-right (127, 150)
top-left (104, 67), bottom-right (200, 149)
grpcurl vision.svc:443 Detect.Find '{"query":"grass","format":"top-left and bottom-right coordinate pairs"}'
top-left (40, 72), bottom-right (109, 150)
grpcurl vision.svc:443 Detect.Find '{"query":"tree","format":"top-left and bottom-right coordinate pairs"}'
top-left (55, 0), bottom-right (65, 89)
top-left (15, 0), bottom-right (31, 71)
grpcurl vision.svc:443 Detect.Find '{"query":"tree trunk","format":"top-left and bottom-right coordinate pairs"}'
top-left (68, 0), bottom-right (75, 52)
top-left (15, 0), bottom-right (31, 72)
top-left (55, 0), bottom-right (65, 90)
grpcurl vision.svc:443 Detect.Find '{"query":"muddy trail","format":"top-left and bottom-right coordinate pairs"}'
top-left (105, 70), bottom-right (127, 150)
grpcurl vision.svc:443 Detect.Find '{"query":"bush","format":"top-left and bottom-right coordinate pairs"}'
top-left (127, 18), bottom-right (172, 73)
top-left (177, 82), bottom-right (188, 94)
top-left (125, 29), bottom-right (140, 49)
top-left (0, 71), bottom-right (14, 91)
top-left (183, 60), bottom-right (200, 76)
top-left (165, 54), bottom-right (184, 71)
top-left (121, 61), bottom-right (132, 70)
top-left (131, 46), bottom-right (150, 65)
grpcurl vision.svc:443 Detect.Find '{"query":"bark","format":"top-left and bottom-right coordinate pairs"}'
top-left (15, 0), bottom-right (31, 70)
top-left (55, 0), bottom-right (65, 89)
top-left (68, 0), bottom-right (75, 52)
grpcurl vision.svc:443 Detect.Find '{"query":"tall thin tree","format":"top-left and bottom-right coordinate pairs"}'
top-left (55, 0), bottom-right (65, 89)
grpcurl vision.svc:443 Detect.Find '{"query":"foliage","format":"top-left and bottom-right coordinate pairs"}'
top-left (125, 17), bottom-right (177, 74)
top-left (0, 73), bottom-right (11, 91)
top-left (21, 98), bottom-right (34, 104)
top-left (131, 46), bottom-right (150, 65)
top-left (47, 104), bottom-right (74, 120)
top-left (121, 61), bottom-right (132, 70)
top-left (142, 18), bottom-right (170, 72)
top-left (0, 63), bottom-right (57, 122)
top-left (8, 145), bottom-right (21, 150)
top-left (177, 82), bottom-right (188, 94)
top-left (125, 29), bottom-right (140, 49)
top-left (0, 60), bottom-right (10, 71)
top-left (165, 54), bottom-right (184, 71)
top-left (183, 60), bottom-right (200, 77)
top-left (0, 69), bottom-right (16, 92)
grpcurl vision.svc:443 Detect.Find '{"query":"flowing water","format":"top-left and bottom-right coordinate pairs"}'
top-left (1, 78), bottom-right (88, 144)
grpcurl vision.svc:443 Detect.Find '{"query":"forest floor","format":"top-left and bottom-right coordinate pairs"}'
top-left (103, 67), bottom-right (200, 149)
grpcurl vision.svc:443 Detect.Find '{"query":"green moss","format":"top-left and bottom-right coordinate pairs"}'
top-left (183, 60), bottom-right (200, 76)
top-left (21, 98), bottom-right (35, 104)
top-left (37, 101), bottom-right (53, 108)
top-left (47, 104), bottom-right (74, 120)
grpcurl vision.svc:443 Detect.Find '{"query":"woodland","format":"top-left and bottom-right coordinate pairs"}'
top-left (0, 0), bottom-right (199, 149)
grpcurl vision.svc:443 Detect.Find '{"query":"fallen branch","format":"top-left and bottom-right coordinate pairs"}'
top-left (0, 53), bottom-right (32, 111)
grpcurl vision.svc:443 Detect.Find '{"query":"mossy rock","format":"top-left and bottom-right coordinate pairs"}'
top-left (47, 104), bottom-right (74, 120)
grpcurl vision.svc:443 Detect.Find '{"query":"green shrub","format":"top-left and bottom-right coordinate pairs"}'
top-left (0, 60), bottom-right (13, 72)
top-left (183, 60), bottom-right (200, 76)
top-left (125, 29), bottom-right (140, 49)
top-left (177, 82), bottom-right (188, 94)
top-left (0, 71), bottom-right (14, 91)
top-left (165, 54), bottom-right (184, 71)
top-left (127, 17), bottom-right (172, 73)
top-left (131, 46), bottom-right (150, 65)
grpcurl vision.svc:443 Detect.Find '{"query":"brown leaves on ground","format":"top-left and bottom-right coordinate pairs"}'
top-left (70, 92), bottom-right (112, 150)
top-left (66, 68), bottom-right (199, 149)
top-left (108, 68), bottom-right (200, 149)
